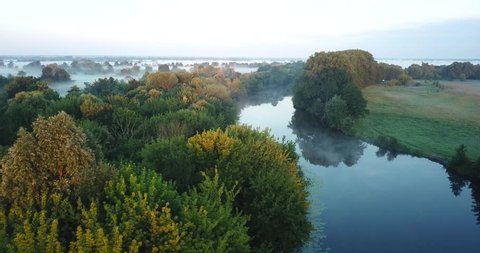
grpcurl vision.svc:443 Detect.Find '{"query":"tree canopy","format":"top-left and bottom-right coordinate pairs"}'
top-left (0, 64), bottom-right (313, 252)
top-left (293, 50), bottom-right (370, 132)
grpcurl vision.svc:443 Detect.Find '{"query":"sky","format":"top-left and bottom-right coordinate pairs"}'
top-left (1, 0), bottom-right (480, 58)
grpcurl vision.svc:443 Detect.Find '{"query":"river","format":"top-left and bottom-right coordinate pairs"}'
top-left (239, 96), bottom-right (480, 253)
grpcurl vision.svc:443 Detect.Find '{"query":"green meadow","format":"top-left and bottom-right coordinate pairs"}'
top-left (354, 80), bottom-right (480, 163)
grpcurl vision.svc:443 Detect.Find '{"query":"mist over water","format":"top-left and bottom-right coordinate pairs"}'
top-left (240, 97), bottom-right (480, 253)
top-left (0, 57), bottom-right (272, 95)
top-left (2, 56), bottom-right (480, 96)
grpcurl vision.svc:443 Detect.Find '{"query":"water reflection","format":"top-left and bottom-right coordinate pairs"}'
top-left (471, 183), bottom-right (480, 225)
top-left (445, 168), bottom-right (480, 224)
top-left (289, 110), bottom-right (366, 167)
top-left (240, 89), bottom-right (290, 108)
top-left (240, 97), bottom-right (480, 252)
top-left (375, 147), bottom-right (398, 161)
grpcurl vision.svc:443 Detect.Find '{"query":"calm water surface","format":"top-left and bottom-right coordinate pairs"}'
top-left (239, 96), bottom-right (480, 253)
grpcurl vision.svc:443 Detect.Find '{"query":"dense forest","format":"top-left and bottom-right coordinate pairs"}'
top-left (0, 66), bottom-right (311, 252)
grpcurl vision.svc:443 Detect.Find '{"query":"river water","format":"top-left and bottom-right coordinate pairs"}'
top-left (239, 96), bottom-right (480, 253)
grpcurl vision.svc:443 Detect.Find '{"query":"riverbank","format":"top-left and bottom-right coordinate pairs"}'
top-left (353, 80), bottom-right (480, 167)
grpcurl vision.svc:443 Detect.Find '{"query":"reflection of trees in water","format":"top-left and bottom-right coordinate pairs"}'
top-left (446, 169), bottom-right (480, 224)
top-left (240, 88), bottom-right (291, 108)
top-left (375, 147), bottom-right (398, 161)
top-left (289, 110), bottom-right (366, 167)
top-left (470, 182), bottom-right (480, 225)
top-left (471, 183), bottom-right (480, 224)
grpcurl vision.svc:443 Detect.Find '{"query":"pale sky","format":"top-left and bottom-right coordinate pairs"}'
top-left (1, 0), bottom-right (479, 58)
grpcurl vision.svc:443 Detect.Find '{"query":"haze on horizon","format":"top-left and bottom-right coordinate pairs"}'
top-left (1, 0), bottom-right (479, 59)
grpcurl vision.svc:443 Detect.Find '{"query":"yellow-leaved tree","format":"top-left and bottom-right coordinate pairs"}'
top-left (0, 111), bottom-right (94, 205)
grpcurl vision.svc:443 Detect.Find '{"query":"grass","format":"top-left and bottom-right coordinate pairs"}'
top-left (353, 80), bottom-right (480, 164)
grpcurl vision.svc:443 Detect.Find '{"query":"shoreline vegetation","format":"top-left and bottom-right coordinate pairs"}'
top-left (289, 49), bottom-right (480, 181)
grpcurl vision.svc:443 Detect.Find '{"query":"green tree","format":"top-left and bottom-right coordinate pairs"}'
top-left (449, 144), bottom-right (470, 169)
top-left (293, 50), bottom-right (370, 131)
top-left (181, 171), bottom-right (250, 253)
top-left (325, 95), bottom-right (353, 131)
top-left (187, 126), bottom-right (311, 252)
top-left (141, 136), bottom-right (195, 191)
top-left (341, 83), bottom-right (367, 117)
top-left (84, 77), bottom-right (126, 98)
top-left (5, 76), bottom-right (46, 98)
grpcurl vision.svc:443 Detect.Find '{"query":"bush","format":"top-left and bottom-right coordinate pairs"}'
top-left (141, 136), bottom-right (196, 191)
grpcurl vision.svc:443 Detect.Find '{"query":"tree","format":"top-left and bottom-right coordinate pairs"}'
top-left (5, 76), bottom-right (45, 98)
top-left (17, 70), bottom-right (26, 77)
top-left (41, 64), bottom-right (71, 82)
top-left (448, 144), bottom-right (470, 171)
top-left (141, 136), bottom-right (195, 191)
top-left (23, 61), bottom-right (42, 71)
top-left (158, 64), bottom-right (170, 72)
top-left (398, 73), bottom-right (412, 85)
top-left (187, 126), bottom-right (312, 252)
top-left (146, 72), bottom-right (178, 90)
top-left (0, 111), bottom-right (94, 205)
top-left (379, 63), bottom-right (405, 80)
top-left (2, 89), bottom-right (60, 145)
top-left (293, 62), bottom-right (367, 131)
top-left (84, 77), bottom-right (126, 98)
top-left (341, 83), bottom-right (367, 117)
top-left (180, 171), bottom-right (251, 253)
top-left (325, 95), bottom-right (352, 131)
top-left (79, 94), bottom-right (110, 119)
top-left (293, 50), bottom-right (372, 131)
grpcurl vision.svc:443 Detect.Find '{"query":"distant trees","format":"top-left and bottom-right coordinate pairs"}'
top-left (41, 64), bottom-right (71, 82)
top-left (16, 70), bottom-right (26, 77)
top-left (241, 61), bottom-right (304, 103)
top-left (293, 50), bottom-right (371, 132)
top-left (407, 63), bottom-right (438, 80)
top-left (445, 62), bottom-right (477, 80)
top-left (379, 63), bottom-right (405, 81)
top-left (23, 60), bottom-right (42, 71)
top-left (119, 65), bottom-right (141, 76)
top-left (84, 77), bottom-right (126, 98)
top-left (406, 62), bottom-right (480, 81)
top-left (158, 64), bottom-right (170, 72)
top-left (379, 62), bottom-right (412, 85)
top-left (70, 59), bottom-right (105, 75)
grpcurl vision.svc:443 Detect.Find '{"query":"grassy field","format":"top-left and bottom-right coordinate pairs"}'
top-left (353, 80), bottom-right (480, 163)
